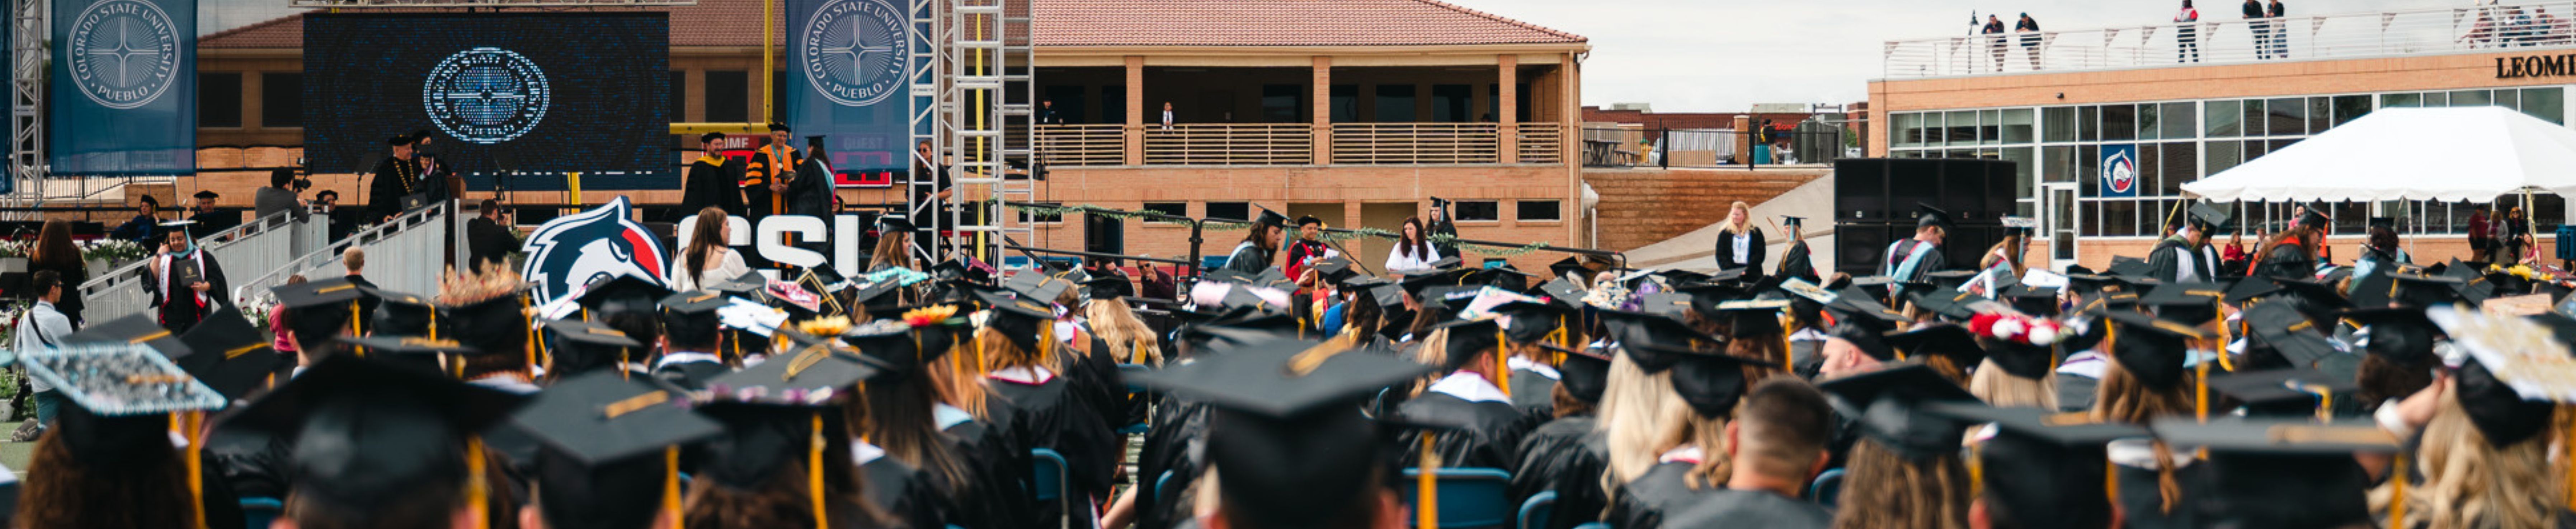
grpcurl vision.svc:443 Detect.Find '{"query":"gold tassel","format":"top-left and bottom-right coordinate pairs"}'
top-left (666, 446), bottom-right (685, 529)
top-left (522, 295), bottom-right (539, 370)
top-left (2195, 354), bottom-right (2210, 422)
top-left (1779, 313), bottom-right (1795, 371)
top-left (810, 413), bottom-right (828, 529)
top-left (1967, 441), bottom-right (1984, 501)
top-left (2214, 300), bottom-right (2234, 372)
top-left (2390, 453), bottom-right (2410, 526)
top-left (182, 411), bottom-right (207, 529)
top-left (468, 438), bottom-right (490, 529)
top-left (350, 299), bottom-right (364, 357)
top-left (1494, 329), bottom-right (1511, 399)
top-left (2104, 458), bottom-right (2120, 507)
top-left (2303, 384), bottom-right (2332, 422)
top-left (1417, 434), bottom-right (1438, 529)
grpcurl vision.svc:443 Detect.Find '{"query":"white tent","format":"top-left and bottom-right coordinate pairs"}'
top-left (2181, 106), bottom-right (2576, 202)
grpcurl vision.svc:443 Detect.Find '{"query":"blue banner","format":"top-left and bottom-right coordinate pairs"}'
top-left (787, 0), bottom-right (910, 188)
top-left (50, 0), bottom-right (193, 175)
top-left (2099, 144), bottom-right (2139, 198)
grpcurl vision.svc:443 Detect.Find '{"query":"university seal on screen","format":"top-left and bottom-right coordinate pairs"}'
top-left (68, 0), bottom-right (180, 110)
top-left (799, 0), bottom-right (906, 107)
top-left (423, 47), bottom-right (553, 144)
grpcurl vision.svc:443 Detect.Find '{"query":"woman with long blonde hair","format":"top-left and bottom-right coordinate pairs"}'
top-left (1821, 364), bottom-right (1974, 529)
top-left (1969, 322), bottom-right (2061, 410)
top-left (2371, 353), bottom-right (2567, 529)
top-left (2091, 311), bottom-right (2207, 529)
top-left (973, 288), bottom-right (1119, 527)
top-left (1604, 347), bottom-right (1769, 528)
top-left (1710, 201), bottom-right (1768, 281)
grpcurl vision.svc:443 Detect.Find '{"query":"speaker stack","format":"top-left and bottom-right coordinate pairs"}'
top-left (1832, 158), bottom-right (2020, 277)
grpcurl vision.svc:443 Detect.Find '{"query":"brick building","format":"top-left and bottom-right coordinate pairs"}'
top-left (189, 0), bottom-right (1594, 271)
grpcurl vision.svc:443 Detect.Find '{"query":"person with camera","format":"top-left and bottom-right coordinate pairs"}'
top-left (255, 168), bottom-right (310, 226)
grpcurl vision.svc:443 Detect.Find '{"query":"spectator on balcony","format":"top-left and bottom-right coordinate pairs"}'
top-left (111, 195), bottom-right (162, 244)
top-left (2267, 0), bottom-right (2289, 57)
top-left (1386, 216), bottom-right (1443, 273)
top-left (1160, 102), bottom-right (1175, 131)
top-left (255, 169), bottom-right (309, 225)
top-left (2016, 13), bottom-right (2043, 70)
top-left (2176, 1), bottom-right (2202, 62)
top-left (1040, 99), bottom-right (1064, 126)
top-left (1711, 202), bottom-right (1768, 281)
top-left (1982, 15), bottom-right (2007, 72)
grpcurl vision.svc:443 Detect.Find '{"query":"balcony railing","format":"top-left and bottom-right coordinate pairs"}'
top-left (1145, 124), bottom-right (1312, 165)
top-left (1884, 1), bottom-right (2576, 79)
top-left (1033, 122), bottom-right (1569, 167)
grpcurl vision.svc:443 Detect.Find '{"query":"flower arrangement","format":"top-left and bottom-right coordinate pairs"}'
top-left (0, 240), bottom-right (28, 259)
top-left (1969, 312), bottom-right (2062, 347)
top-left (80, 239), bottom-right (151, 265)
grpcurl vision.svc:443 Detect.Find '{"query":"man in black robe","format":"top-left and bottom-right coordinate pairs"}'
top-left (1775, 216), bottom-right (1821, 284)
top-left (679, 132), bottom-right (744, 217)
top-left (1637, 377), bottom-right (1837, 529)
top-left (1223, 209), bottom-right (1289, 275)
top-left (1880, 204), bottom-right (1952, 293)
top-left (185, 190), bottom-right (236, 238)
top-left (2148, 203), bottom-right (2228, 283)
top-left (1391, 318), bottom-right (1535, 470)
top-left (365, 134), bottom-right (421, 223)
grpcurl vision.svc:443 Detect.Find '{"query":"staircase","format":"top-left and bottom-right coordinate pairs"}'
top-left (77, 210), bottom-right (328, 322)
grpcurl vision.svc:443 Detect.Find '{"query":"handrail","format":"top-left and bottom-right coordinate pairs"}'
top-left (76, 210), bottom-right (311, 322)
top-left (231, 201), bottom-right (453, 310)
top-left (1884, 1), bottom-right (2576, 79)
top-left (1035, 124), bottom-right (1125, 167)
top-left (1144, 123), bottom-right (1311, 166)
top-left (1332, 123), bottom-right (1501, 164)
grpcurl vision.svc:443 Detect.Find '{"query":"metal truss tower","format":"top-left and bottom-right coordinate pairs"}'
top-left (908, 0), bottom-right (1030, 267)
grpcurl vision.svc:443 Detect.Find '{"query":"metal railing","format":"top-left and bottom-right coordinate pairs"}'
top-left (1579, 127), bottom-right (1848, 168)
top-left (232, 201), bottom-right (454, 310)
top-left (1517, 123), bottom-right (1566, 164)
top-left (1885, 1), bottom-right (2576, 79)
top-left (78, 210), bottom-right (325, 321)
top-left (1332, 123), bottom-right (1500, 164)
top-left (1035, 124), bottom-right (1126, 166)
top-left (1144, 124), bottom-right (1312, 165)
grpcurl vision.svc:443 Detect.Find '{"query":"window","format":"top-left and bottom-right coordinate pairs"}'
top-left (2204, 100), bottom-right (2241, 137)
top-left (1260, 84), bottom-right (1301, 123)
top-left (705, 71), bottom-right (749, 123)
top-left (669, 71), bottom-right (688, 122)
top-left (2161, 102), bottom-right (2195, 139)
top-left (200, 72), bottom-right (241, 128)
top-left (1895, 113), bottom-right (1924, 148)
top-left (2042, 145), bottom-right (2075, 182)
top-left (2205, 140), bottom-right (2242, 175)
top-left (261, 72), bottom-right (301, 128)
top-left (1330, 85), bottom-right (1358, 123)
top-left (2333, 95), bottom-right (2373, 126)
top-left (2042, 107), bottom-right (2075, 142)
top-left (2453, 90), bottom-right (2493, 107)
top-left (2077, 106), bottom-right (2099, 142)
top-left (2384, 93), bottom-right (2421, 108)
top-left (1516, 200), bottom-right (1560, 222)
top-left (2306, 97), bottom-right (2331, 134)
top-left (2100, 105), bottom-right (2135, 141)
top-left (1945, 110), bottom-right (1977, 144)
top-left (1431, 84), bottom-right (1472, 122)
top-left (2158, 142), bottom-right (2197, 196)
top-left (2525, 87), bottom-right (2565, 124)
top-left (1454, 201), bottom-right (1500, 222)
top-left (1374, 85), bottom-right (1417, 122)
top-left (1141, 202), bottom-right (1187, 224)
top-left (1206, 202), bottom-right (1250, 222)
top-left (2136, 104), bottom-right (2160, 140)
top-left (1978, 109), bottom-right (2002, 145)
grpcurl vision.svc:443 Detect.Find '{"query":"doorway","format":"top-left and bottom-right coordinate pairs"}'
top-left (2044, 184), bottom-right (2078, 269)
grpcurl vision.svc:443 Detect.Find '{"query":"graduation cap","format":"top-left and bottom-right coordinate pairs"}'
top-left (2138, 282), bottom-right (2227, 327)
top-left (2149, 418), bottom-right (2399, 529)
top-left (2426, 306), bottom-right (2568, 448)
top-left (1493, 300), bottom-right (1571, 346)
top-left (1537, 278), bottom-right (1586, 309)
top-left (2385, 274), bottom-right (2467, 308)
top-left (2094, 310), bottom-right (2211, 390)
top-left (1366, 282), bottom-right (1408, 310)
top-left (1465, 266), bottom-right (1536, 291)
top-left (576, 274), bottom-right (676, 318)
top-left (2296, 208), bottom-right (2330, 229)
top-left (1126, 338), bottom-right (1433, 528)
top-left (176, 306), bottom-right (282, 401)
top-left (1080, 276), bottom-right (1134, 304)
top-left (2062, 271), bottom-right (2128, 298)
top-left (1599, 309), bottom-right (1723, 374)
top-left (2241, 301), bottom-right (2338, 369)
top-left (1971, 317), bottom-right (2057, 380)
top-left (441, 285), bottom-right (533, 368)
top-left (1712, 297), bottom-right (1790, 341)
top-left (1781, 215), bottom-right (1807, 229)
top-left (2222, 278), bottom-right (2283, 305)
top-left (1547, 257), bottom-right (1593, 286)
top-left (1310, 256), bottom-right (1358, 285)
top-left (2268, 277), bottom-right (2352, 315)
top-left (701, 329), bottom-right (885, 406)
top-left (513, 370), bottom-right (724, 529)
top-left (60, 313), bottom-right (191, 360)
top-left (1906, 289), bottom-right (1983, 322)
top-left (273, 278), bottom-right (365, 351)
top-left (539, 318), bottom-right (646, 377)
top-left (1821, 299), bottom-right (1908, 362)
top-left (2186, 203), bottom-right (2230, 231)
top-left (1884, 323), bottom-right (1985, 369)
top-left (17, 342), bottom-right (225, 469)
top-left (1427, 318), bottom-right (1506, 374)
top-left (191, 189), bottom-right (220, 201)
top-left (1637, 291), bottom-right (1695, 319)
top-left (2105, 256), bottom-right (2154, 281)
top-left (2206, 369), bottom-right (2353, 418)
top-left (218, 355), bottom-right (528, 522)
top-left (2367, 216), bottom-right (2395, 231)
top-left (1998, 284), bottom-right (2059, 317)
top-left (360, 286), bottom-right (439, 338)
top-left (1635, 343), bottom-right (1779, 418)
top-left (1924, 270), bottom-right (1978, 292)
top-left (1539, 343), bottom-right (1612, 404)
top-left (1814, 362), bottom-right (1981, 459)
top-left (1934, 404), bottom-right (2143, 529)
top-left (974, 288), bottom-right (1056, 352)
top-left (875, 214), bottom-right (914, 233)
top-left (2339, 307), bottom-right (2438, 366)
top-left (1913, 203), bottom-right (1954, 230)
top-left (1427, 256), bottom-right (1464, 271)
top-left (659, 291), bottom-right (733, 350)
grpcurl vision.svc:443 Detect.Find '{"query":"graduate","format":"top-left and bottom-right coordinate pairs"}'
top-left (1881, 204), bottom-right (1954, 289)
top-left (221, 356), bottom-right (526, 529)
top-left (1816, 363), bottom-right (1982, 529)
top-left (2384, 306), bottom-right (2576, 529)
top-left (651, 291), bottom-right (733, 390)
top-left (974, 287), bottom-right (1119, 528)
top-left (2148, 204), bottom-right (2228, 283)
top-left (1931, 403), bottom-right (2141, 529)
top-left (1605, 343), bottom-right (1779, 529)
top-left (685, 330), bottom-right (894, 529)
top-left (1497, 299), bottom-right (1574, 420)
top-left (1775, 216), bottom-right (1821, 284)
top-left (2089, 310), bottom-right (2212, 529)
top-left (2154, 418), bottom-right (2403, 529)
top-left (1508, 343), bottom-right (1613, 529)
top-left (440, 267), bottom-right (539, 392)
top-left (508, 370), bottom-right (724, 529)
top-left (1964, 311), bottom-right (2063, 409)
top-left (844, 311), bottom-right (984, 529)
top-left (1392, 317), bottom-right (1537, 470)
top-left (1650, 377), bottom-right (1838, 529)
top-left (13, 338), bottom-right (241, 529)
top-left (1126, 337), bottom-right (1435, 529)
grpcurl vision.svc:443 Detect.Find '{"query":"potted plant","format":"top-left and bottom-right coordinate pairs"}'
top-left (81, 240), bottom-right (151, 276)
top-left (0, 240), bottom-right (25, 277)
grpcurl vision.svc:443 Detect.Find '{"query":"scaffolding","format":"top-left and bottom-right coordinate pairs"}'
top-left (909, 0), bottom-right (1030, 267)
top-left (9, 0), bottom-right (38, 212)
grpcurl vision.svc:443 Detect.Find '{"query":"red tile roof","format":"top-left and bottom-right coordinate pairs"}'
top-left (201, 0), bottom-right (1584, 49)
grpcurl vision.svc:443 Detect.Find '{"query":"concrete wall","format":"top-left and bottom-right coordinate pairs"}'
top-left (1582, 167), bottom-right (1828, 253)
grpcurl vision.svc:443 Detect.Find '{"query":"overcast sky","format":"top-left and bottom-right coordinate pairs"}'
top-left (204, 0), bottom-right (2457, 111)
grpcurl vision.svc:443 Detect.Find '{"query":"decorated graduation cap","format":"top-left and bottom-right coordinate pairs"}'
top-left (1884, 323), bottom-right (1986, 369)
top-left (219, 355), bottom-right (528, 524)
top-left (576, 273), bottom-right (676, 319)
top-left (2093, 309), bottom-right (2212, 390)
top-left (1636, 343), bottom-right (1779, 418)
top-left (1547, 257), bottom-right (1592, 286)
top-left (1914, 203), bottom-right (1954, 230)
top-left (176, 306), bottom-right (282, 401)
top-left (1538, 343), bottom-right (1612, 404)
top-left (1126, 337), bottom-right (1436, 529)
top-left (18, 342), bottom-right (225, 469)
top-left (2339, 306), bottom-right (2439, 366)
top-left (2139, 282), bottom-right (2227, 327)
top-left (974, 287), bottom-right (1056, 352)
top-left (2426, 305), bottom-right (2569, 448)
top-left (61, 313), bottom-right (192, 360)
top-left (1599, 309), bottom-right (1723, 374)
top-left (1965, 313), bottom-right (2062, 380)
top-left (2149, 418), bottom-right (2399, 529)
top-left (360, 286), bottom-right (440, 338)
top-left (512, 370), bottom-right (724, 529)
top-left (273, 278), bottom-right (366, 352)
top-left (1814, 362), bottom-right (1981, 459)
top-left (1934, 403), bottom-right (2143, 529)
top-left (1711, 296), bottom-right (1789, 340)
top-left (540, 318), bottom-right (647, 377)
top-left (2206, 368), bottom-right (2353, 418)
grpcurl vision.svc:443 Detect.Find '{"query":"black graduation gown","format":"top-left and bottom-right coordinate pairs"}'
top-left (1710, 227), bottom-right (1767, 280)
top-left (150, 251), bottom-right (231, 334)
top-left (1776, 240), bottom-right (1820, 284)
top-left (860, 450), bottom-right (950, 529)
top-left (2117, 462), bottom-right (2205, 529)
top-left (193, 446), bottom-right (249, 529)
top-left (650, 356), bottom-right (730, 391)
top-left (986, 372), bottom-right (1120, 529)
top-left (1608, 461), bottom-right (1711, 529)
top-left (2147, 238), bottom-right (2197, 283)
top-left (1881, 239), bottom-right (1947, 284)
top-left (1658, 488), bottom-right (1831, 529)
top-left (366, 156), bottom-right (420, 221)
top-left (1507, 369), bottom-right (1558, 423)
top-left (682, 157), bottom-right (746, 217)
top-left (2253, 240), bottom-right (2317, 281)
top-left (1510, 416), bottom-right (1607, 529)
top-left (1391, 389), bottom-right (1533, 471)
top-left (2057, 370), bottom-right (2101, 413)
top-left (1133, 397), bottom-right (1211, 529)
top-left (746, 147), bottom-right (799, 218)
top-left (1222, 242), bottom-right (1270, 275)
top-left (788, 156), bottom-right (836, 217)
top-left (941, 404), bottom-right (1038, 529)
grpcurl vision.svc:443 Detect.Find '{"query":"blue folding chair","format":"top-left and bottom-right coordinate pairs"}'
top-left (241, 497), bottom-right (284, 529)
top-left (1032, 449), bottom-right (1071, 529)
top-left (1570, 524), bottom-right (1610, 529)
top-left (1393, 467), bottom-right (1514, 529)
top-left (1810, 468), bottom-right (1847, 509)
top-left (1153, 470), bottom-right (1176, 507)
top-left (1117, 363), bottom-right (1150, 434)
top-left (1515, 491), bottom-right (1557, 529)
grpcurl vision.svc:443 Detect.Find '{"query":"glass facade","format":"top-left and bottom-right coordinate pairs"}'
top-left (1889, 87), bottom-right (2570, 237)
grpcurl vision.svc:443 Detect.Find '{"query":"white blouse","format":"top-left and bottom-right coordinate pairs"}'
top-left (670, 247), bottom-right (751, 292)
top-left (1385, 244), bottom-right (1443, 273)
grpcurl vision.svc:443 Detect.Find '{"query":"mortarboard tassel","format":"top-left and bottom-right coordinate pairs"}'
top-left (1966, 440), bottom-right (1984, 501)
top-left (2389, 453), bottom-right (2409, 526)
top-left (1417, 434), bottom-right (1438, 529)
top-left (522, 295), bottom-right (540, 371)
top-left (179, 411), bottom-right (207, 529)
top-left (2213, 300), bottom-right (2235, 373)
top-left (2302, 384), bottom-right (2332, 422)
top-left (810, 413), bottom-right (829, 529)
top-left (1778, 313), bottom-right (1795, 371)
top-left (350, 299), bottom-right (365, 357)
top-left (2563, 406), bottom-right (2576, 507)
top-left (467, 438), bottom-right (490, 529)
top-left (1494, 329), bottom-right (1511, 399)
top-left (2194, 356), bottom-right (2209, 422)
top-left (666, 446), bottom-right (685, 529)
top-left (2104, 457), bottom-right (2119, 508)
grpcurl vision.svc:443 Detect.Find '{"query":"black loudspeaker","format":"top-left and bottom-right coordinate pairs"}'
top-left (1835, 222), bottom-right (1896, 277)
top-left (1834, 159), bottom-right (1889, 222)
top-left (1835, 158), bottom-right (2017, 223)
top-left (1085, 214), bottom-right (1125, 256)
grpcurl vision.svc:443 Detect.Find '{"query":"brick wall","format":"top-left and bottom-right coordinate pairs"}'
top-left (1583, 167), bottom-right (1828, 252)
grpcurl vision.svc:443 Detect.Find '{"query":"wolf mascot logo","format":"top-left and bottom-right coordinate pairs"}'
top-left (520, 197), bottom-right (668, 302)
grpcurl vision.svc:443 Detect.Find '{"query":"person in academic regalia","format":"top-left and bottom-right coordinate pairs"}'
top-left (1979, 220), bottom-right (2033, 281)
top-left (2340, 307), bottom-right (2438, 416)
top-left (2355, 216), bottom-right (2412, 280)
top-left (1647, 377), bottom-right (1838, 529)
top-left (1816, 364), bottom-right (1982, 529)
top-left (1393, 317), bottom-right (1539, 470)
top-left (187, 190), bottom-right (237, 238)
top-left (2372, 308), bottom-right (2576, 529)
top-left (1939, 405), bottom-right (2138, 529)
top-left (1605, 349), bottom-right (1790, 529)
top-left (787, 136), bottom-right (836, 218)
top-left (366, 134), bottom-right (424, 223)
top-left (111, 195), bottom-right (164, 243)
top-left (2252, 210), bottom-right (2328, 281)
top-left (1496, 300), bottom-right (1573, 421)
top-left (2089, 310), bottom-right (2213, 529)
top-left (2149, 203), bottom-right (2229, 283)
top-left (1776, 216), bottom-right (1822, 284)
top-left (687, 331), bottom-right (897, 529)
top-left (652, 291), bottom-right (734, 390)
top-left (1223, 209), bottom-right (1290, 275)
top-left (1125, 337), bottom-right (1435, 529)
top-left (682, 132), bottom-right (747, 217)
top-left (19, 324), bottom-right (244, 529)
top-left (1966, 311), bottom-right (2063, 410)
top-left (220, 356), bottom-right (526, 529)
top-left (744, 123), bottom-right (800, 220)
top-left (148, 229), bottom-right (229, 334)
top-left (974, 288), bottom-right (1120, 529)
top-left (846, 315), bottom-right (986, 529)
top-left (509, 370), bottom-right (722, 529)
top-left (1509, 343), bottom-right (1612, 529)
top-left (1882, 204), bottom-right (1953, 290)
